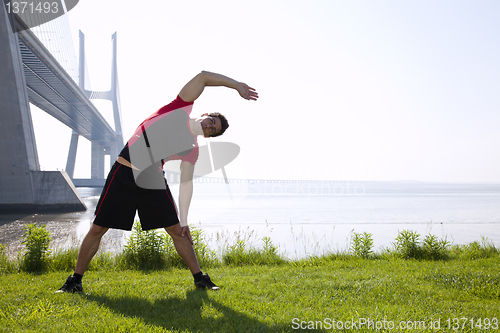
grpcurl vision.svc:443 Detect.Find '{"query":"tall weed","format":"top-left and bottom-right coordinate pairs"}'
top-left (223, 237), bottom-right (286, 266)
top-left (49, 248), bottom-right (79, 272)
top-left (350, 232), bottom-right (374, 259)
top-left (450, 237), bottom-right (499, 259)
top-left (0, 243), bottom-right (15, 274)
top-left (20, 223), bottom-right (51, 272)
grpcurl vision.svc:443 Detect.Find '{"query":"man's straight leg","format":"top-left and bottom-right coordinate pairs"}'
top-left (75, 223), bottom-right (109, 275)
top-left (56, 223), bottom-right (108, 293)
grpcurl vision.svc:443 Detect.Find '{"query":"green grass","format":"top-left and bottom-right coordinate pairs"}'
top-left (1, 225), bottom-right (499, 332)
top-left (0, 258), bottom-right (499, 332)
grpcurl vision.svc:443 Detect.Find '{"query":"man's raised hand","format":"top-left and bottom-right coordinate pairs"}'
top-left (237, 82), bottom-right (259, 101)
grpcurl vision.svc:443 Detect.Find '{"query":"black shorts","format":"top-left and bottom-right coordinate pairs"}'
top-left (93, 162), bottom-right (179, 231)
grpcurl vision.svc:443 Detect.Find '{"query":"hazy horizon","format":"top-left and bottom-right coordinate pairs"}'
top-left (27, 0), bottom-right (500, 183)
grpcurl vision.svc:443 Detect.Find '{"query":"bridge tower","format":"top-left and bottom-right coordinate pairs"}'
top-left (66, 31), bottom-right (124, 185)
top-left (0, 2), bottom-right (86, 212)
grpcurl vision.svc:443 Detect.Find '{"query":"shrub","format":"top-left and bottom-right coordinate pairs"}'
top-left (393, 230), bottom-right (422, 259)
top-left (422, 234), bottom-right (450, 260)
top-left (20, 223), bottom-right (52, 272)
top-left (120, 221), bottom-right (219, 270)
top-left (121, 221), bottom-right (166, 270)
top-left (391, 230), bottom-right (451, 260)
top-left (350, 232), bottom-right (374, 259)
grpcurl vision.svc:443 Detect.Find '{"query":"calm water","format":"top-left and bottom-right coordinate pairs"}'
top-left (1, 181), bottom-right (499, 259)
top-left (183, 181), bottom-right (500, 258)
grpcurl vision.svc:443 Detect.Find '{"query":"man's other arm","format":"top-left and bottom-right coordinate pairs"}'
top-left (179, 160), bottom-right (195, 243)
top-left (179, 70), bottom-right (258, 102)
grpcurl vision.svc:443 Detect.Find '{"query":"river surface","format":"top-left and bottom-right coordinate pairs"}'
top-left (1, 182), bottom-right (499, 259)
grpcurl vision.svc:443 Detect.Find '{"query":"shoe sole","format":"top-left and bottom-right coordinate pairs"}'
top-left (54, 287), bottom-right (83, 294)
top-left (196, 284), bottom-right (220, 290)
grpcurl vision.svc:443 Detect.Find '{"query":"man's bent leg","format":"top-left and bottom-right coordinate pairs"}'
top-left (165, 224), bottom-right (201, 274)
top-left (74, 223), bottom-right (109, 275)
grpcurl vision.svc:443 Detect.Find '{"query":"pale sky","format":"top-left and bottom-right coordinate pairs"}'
top-left (29, 0), bottom-right (500, 182)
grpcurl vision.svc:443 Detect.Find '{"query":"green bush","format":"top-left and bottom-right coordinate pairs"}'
top-left (121, 221), bottom-right (166, 270)
top-left (120, 221), bottom-right (220, 270)
top-left (391, 230), bottom-right (452, 260)
top-left (20, 223), bottom-right (52, 272)
top-left (393, 230), bottom-right (422, 259)
top-left (350, 232), bottom-right (374, 259)
top-left (422, 234), bottom-right (450, 260)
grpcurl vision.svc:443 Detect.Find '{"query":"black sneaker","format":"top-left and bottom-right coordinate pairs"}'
top-left (55, 275), bottom-right (83, 293)
top-left (195, 274), bottom-right (219, 290)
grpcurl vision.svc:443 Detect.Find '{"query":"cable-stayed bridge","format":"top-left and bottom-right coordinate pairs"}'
top-left (0, 2), bottom-right (122, 211)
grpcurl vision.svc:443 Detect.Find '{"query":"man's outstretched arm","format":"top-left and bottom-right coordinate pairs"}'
top-left (179, 70), bottom-right (258, 102)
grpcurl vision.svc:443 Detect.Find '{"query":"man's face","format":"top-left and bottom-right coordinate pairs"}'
top-left (201, 115), bottom-right (222, 137)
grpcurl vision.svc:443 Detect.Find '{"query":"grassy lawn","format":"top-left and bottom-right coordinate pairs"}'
top-left (1, 257), bottom-right (499, 332)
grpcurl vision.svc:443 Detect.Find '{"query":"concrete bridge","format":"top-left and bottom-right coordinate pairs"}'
top-left (0, 3), bottom-right (122, 211)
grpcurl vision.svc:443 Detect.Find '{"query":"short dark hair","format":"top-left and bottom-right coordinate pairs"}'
top-left (208, 112), bottom-right (229, 137)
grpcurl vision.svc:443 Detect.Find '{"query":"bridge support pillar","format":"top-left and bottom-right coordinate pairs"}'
top-left (108, 140), bottom-right (117, 171)
top-left (0, 2), bottom-right (86, 212)
top-left (65, 130), bottom-right (79, 178)
top-left (91, 141), bottom-right (105, 179)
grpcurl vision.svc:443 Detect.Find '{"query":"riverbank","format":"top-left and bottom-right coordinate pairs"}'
top-left (0, 187), bottom-right (126, 258)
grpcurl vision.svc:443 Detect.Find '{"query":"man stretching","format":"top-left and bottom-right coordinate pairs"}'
top-left (57, 71), bottom-right (258, 293)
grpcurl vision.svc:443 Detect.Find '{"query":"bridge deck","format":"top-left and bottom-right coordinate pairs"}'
top-left (16, 18), bottom-right (116, 149)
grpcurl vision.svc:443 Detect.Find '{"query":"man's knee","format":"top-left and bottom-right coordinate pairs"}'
top-left (88, 223), bottom-right (109, 238)
top-left (164, 223), bottom-right (183, 239)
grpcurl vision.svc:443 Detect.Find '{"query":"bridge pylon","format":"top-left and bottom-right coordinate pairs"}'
top-left (67, 31), bottom-right (124, 187)
top-left (0, 2), bottom-right (86, 212)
